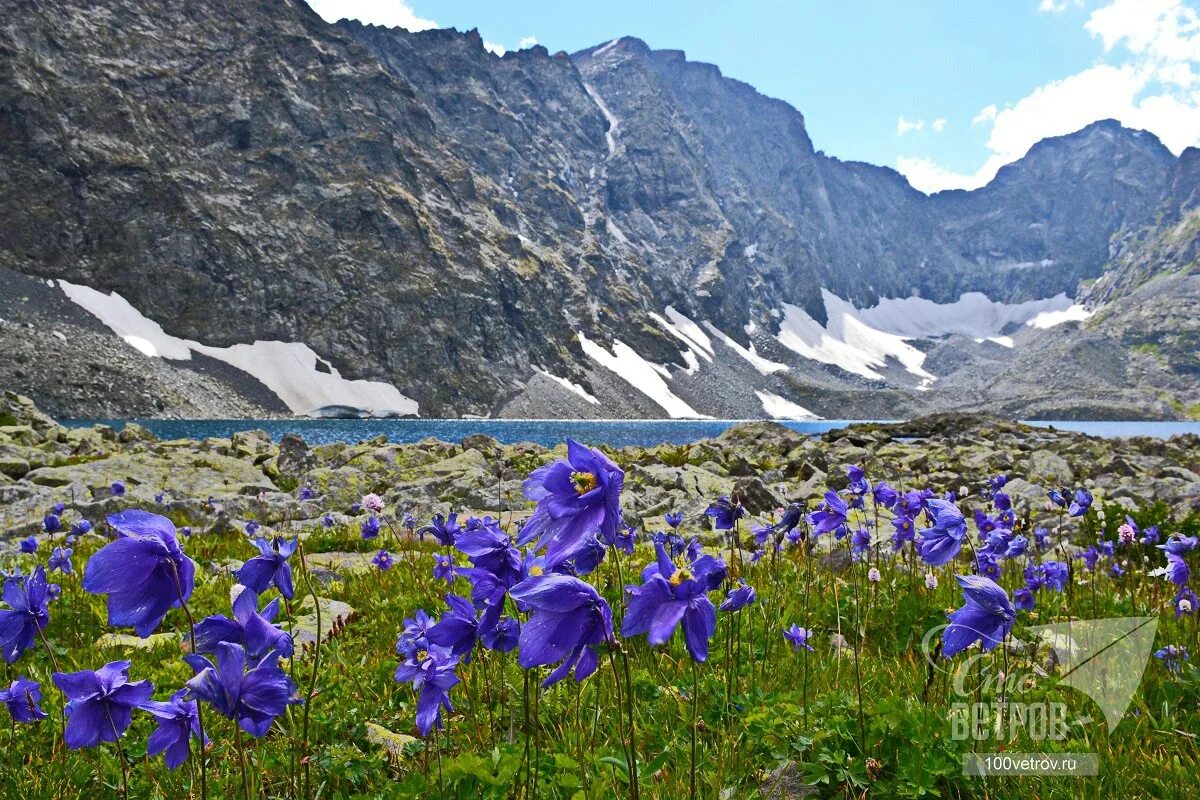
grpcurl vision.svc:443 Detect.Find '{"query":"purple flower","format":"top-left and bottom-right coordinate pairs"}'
top-left (142, 688), bottom-right (206, 769)
top-left (394, 647), bottom-right (459, 737)
top-left (0, 676), bottom-right (47, 724)
top-left (1003, 535), bottom-right (1028, 560)
top-left (783, 624), bottom-right (814, 652)
top-left (976, 552), bottom-right (1001, 579)
top-left (481, 616), bottom-right (520, 653)
top-left (427, 595), bottom-right (479, 660)
top-left (941, 575), bottom-right (1015, 659)
top-left (299, 486), bottom-right (314, 501)
top-left (808, 491), bottom-right (848, 537)
top-left (0, 566), bottom-right (52, 663)
top-left (1047, 488), bottom-right (1067, 508)
top-left (194, 589), bottom-right (293, 660)
top-left (110, 481), bottom-right (126, 496)
top-left (664, 511), bottom-right (684, 529)
top-left (19, 536), bottom-right (37, 554)
top-left (1067, 489), bottom-right (1093, 517)
top-left (43, 514), bottom-right (61, 534)
top-left (1166, 553), bottom-right (1190, 587)
top-left (395, 610), bottom-right (435, 660)
top-left (52, 660), bottom-right (154, 749)
top-left (1013, 588), bottom-right (1035, 611)
top-left (322, 514), bottom-right (334, 528)
top-left (621, 542), bottom-right (721, 662)
top-left (362, 493), bottom-right (386, 515)
top-left (851, 528), bottom-right (871, 558)
top-left (71, 519), bottom-right (93, 537)
top-left (236, 537), bottom-right (297, 600)
top-left (420, 513), bottom-right (462, 547)
top-left (891, 515), bottom-right (915, 551)
top-left (185, 642), bottom-right (298, 737)
top-left (873, 481), bottom-right (898, 510)
top-left (1081, 546), bottom-right (1101, 571)
top-left (509, 574), bottom-right (614, 685)
top-left (373, 550), bottom-right (394, 571)
top-left (47, 546), bottom-right (73, 575)
top-left (719, 579), bottom-right (756, 612)
top-left (916, 500), bottom-right (968, 567)
top-left (360, 516), bottom-right (381, 540)
top-left (519, 440), bottom-right (624, 569)
top-left (846, 465), bottom-right (870, 507)
top-left (431, 553), bottom-right (455, 583)
top-left (83, 511), bottom-right (195, 637)
top-left (1173, 587), bottom-right (1196, 617)
top-left (1154, 645), bottom-right (1188, 675)
top-left (1160, 535), bottom-right (1198, 556)
top-left (244, 520), bottom-right (260, 537)
top-left (705, 496), bottom-right (745, 530)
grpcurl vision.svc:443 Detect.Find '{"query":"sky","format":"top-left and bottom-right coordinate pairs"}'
top-left (306, 0), bottom-right (1200, 193)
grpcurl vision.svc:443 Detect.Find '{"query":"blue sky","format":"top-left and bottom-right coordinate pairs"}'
top-left (307, 1), bottom-right (1200, 192)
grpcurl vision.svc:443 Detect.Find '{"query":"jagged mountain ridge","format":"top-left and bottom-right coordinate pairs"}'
top-left (0, 0), bottom-right (1193, 419)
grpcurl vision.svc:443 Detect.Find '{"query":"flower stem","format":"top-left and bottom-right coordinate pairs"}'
top-left (298, 541), bottom-right (323, 800)
top-left (170, 561), bottom-right (208, 800)
top-left (689, 657), bottom-right (699, 800)
top-left (234, 723), bottom-right (252, 800)
top-left (104, 708), bottom-right (130, 799)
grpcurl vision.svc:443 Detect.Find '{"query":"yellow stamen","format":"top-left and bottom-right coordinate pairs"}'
top-left (529, 565), bottom-right (544, 577)
top-left (415, 649), bottom-right (428, 662)
top-left (669, 567), bottom-right (692, 587)
top-left (571, 471), bottom-right (598, 495)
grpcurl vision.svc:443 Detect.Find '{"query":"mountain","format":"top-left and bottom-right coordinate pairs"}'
top-left (0, 0), bottom-right (1194, 420)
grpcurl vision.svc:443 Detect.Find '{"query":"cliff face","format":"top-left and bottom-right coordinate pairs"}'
top-left (0, 1), bottom-right (1194, 419)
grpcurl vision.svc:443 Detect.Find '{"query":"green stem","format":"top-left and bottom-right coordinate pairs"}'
top-left (298, 542), bottom-right (323, 800)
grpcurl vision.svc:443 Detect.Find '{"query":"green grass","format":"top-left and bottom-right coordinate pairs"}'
top-left (2, 497), bottom-right (1198, 799)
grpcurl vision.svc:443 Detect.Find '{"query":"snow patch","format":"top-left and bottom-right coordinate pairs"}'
top-left (58, 280), bottom-right (419, 417)
top-left (577, 333), bottom-right (710, 419)
top-left (755, 390), bottom-right (821, 420)
top-left (1025, 304), bottom-right (1092, 329)
top-left (592, 38), bottom-right (621, 58)
top-left (534, 368), bottom-right (600, 405)
top-left (775, 290), bottom-right (1088, 384)
top-left (583, 83), bottom-right (620, 157)
top-left (702, 322), bottom-right (787, 375)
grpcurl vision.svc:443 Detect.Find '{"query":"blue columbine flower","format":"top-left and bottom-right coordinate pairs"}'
top-left (0, 676), bottom-right (47, 724)
top-left (396, 610), bottom-right (436, 660)
top-left (83, 511), bottom-right (195, 637)
top-left (185, 642), bottom-right (298, 737)
top-left (427, 595), bottom-right (479, 660)
top-left (43, 514), bottom-right (61, 534)
top-left (299, 486), bottom-right (314, 501)
top-left (373, 550), bottom-right (394, 571)
top-left (481, 616), bottom-right (520, 653)
top-left (19, 536), bottom-right (37, 554)
top-left (769, 503), bottom-right (804, 542)
top-left (1047, 488), bottom-right (1067, 508)
top-left (71, 519), bottom-right (92, 537)
top-left (394, 647), bottom-right (460, 737)
top-left (1002, 535), bottom-right (1028, 559)
top-left (110, 481), bottom-right (126, 496)
top-left (809, 491), bottom-right (848, 537)
top-left (916, 499), bottom-right (968, 567)
top-left (706, 496), bottom-right (745, 530)
top-left (432, 553), bottom-right (456, 583)
top-left (568, 535), bottom-right (607, 575)
top-left (142, 688), bottom-right (206, 770)
top-left (1154, 645), bottom-right (1189, 675)
top-left (1081, 546), bottom-right (1101, 572)
top-left (421, 513), bottom-right (462, 547)
top-left (783, 624), bottom-right (814, 652)
top-left (845, 465), bottom-right (870, 508)
top-left (873, 482), bottom-right (898, 511)
top-left (602, 524), bottom-right (636, 555)
top-left (1160, 535), bottom-right (1198, 556)
top-left (194, 589), bottom-right (294, 660)
top-left (1068, 489), bottom-right (1093, 517)
top-left (322, 514), bottom-right (334, 528)
top-left (1166, 553), bottom-right (1190, 587)
top-left (47, 546), bottom-right (73, 575)
top-left (719, 579), bottom-right (756, 612)
top-left (664, 511), bottom-right (684, 529)
top-left (0, 566), bottom-right (52, 663)
top-left (360, 516), bottom-right (381, 540)
top-left (52, 660), bottom-right (153, 749)
top-left (941, 575), bottom-right (1015, 659)
top-left (891, 515), bottom-right (915, 552)
top-left (1173, 587), bottom-right (1197, 617)
top-left (519, 440), bottom-right (624, 569)
top-left (236, 537), bottom-right (297, 600)
top-left (509, 574), bottom-right (613, 685)
top-left (1014, 588), bottom-right (1035, 611)
top-left (621, 541), bottom-right (722, 662)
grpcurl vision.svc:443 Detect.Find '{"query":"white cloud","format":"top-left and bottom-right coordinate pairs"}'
top-left (899, 0), bottom-right (1200, 193)
top-left (897, 115), bottom-right (925, 135)
top-left (518, 36), bottom-right (539, 49)
top-left (305, 0), bottom-right (438, 30)
top-left (931, 117), bottom-right (947, 132)
top-left (484, 41), bottom-right (506, 55)
top-left (1039, 0), bottom-right (1084, 13)
top-left (972, 104), bottom-right (998, 125)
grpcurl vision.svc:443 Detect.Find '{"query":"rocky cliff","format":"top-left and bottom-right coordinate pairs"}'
top-left (0, 0), bottom-right (1195, 419)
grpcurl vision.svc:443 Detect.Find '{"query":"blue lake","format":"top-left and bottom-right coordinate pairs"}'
top-left (59, 418), bottom-right (1200, 448)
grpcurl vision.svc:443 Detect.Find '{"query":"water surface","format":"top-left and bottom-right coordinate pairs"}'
top-left (59, 419), bottom-right (1200, 448)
